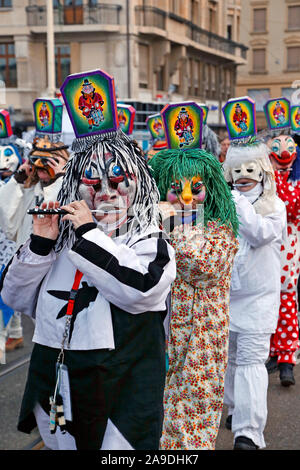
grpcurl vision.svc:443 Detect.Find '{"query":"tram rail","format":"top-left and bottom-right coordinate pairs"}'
top-left (0, 354), bottom-right (31, 382)
top-left (23, 437), bottom-right (44, 450)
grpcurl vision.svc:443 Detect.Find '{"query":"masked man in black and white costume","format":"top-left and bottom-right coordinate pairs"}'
top-left (0, 128), bottom-right (176, 450)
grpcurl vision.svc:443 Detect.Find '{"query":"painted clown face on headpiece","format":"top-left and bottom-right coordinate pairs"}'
top-left (81, 79), bottom-right (95, 97)
top-left (166, 176), bottom-right (206, 210)
top-left (179, 108), bottom-right (188, 121)
top-left (78, 151), bottom-right (137, 227)
top-left (0, 144), bottom-right (22, 179)
top-left (269, 135), bottom-right (296, 170)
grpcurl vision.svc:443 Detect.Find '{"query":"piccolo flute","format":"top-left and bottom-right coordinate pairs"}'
top-left (27, 208), bottom-right (123, 215)
top-left (27, 208), bottom-right (201, 215)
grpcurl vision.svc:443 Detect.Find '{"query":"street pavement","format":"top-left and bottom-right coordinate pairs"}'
top-left (1, 314), bottom-right (299, 450)
top-left (0, 314), bottom-right (39, 450)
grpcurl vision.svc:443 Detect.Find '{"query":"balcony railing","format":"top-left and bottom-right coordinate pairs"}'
top-left (26, 3), bottom-right (121, 27)
top-left (183, 16), bottom-right (247, 59)
top-left (187, 23), bottom-right (236, 55)
top-left (135, 6), bottom-right (247, 59)
top-left (135, 6), bottom-right (166, 30)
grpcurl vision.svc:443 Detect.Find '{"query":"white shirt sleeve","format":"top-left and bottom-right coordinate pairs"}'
top-left (233, 190), bottom-right (286, 248)
top-left (0, 177), bottom-right (34, 241)
top-left (0, 240), bottom-right (56, 317)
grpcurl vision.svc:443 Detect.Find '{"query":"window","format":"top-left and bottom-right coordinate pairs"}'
top-left (281, 87), bottom-right (294, 100)
top-left (225, 68), bottom-right (231, 96)
top-left (208, 2), bottom-right (217, 34)
top-left (253, 8), bottom-right (266, 33)
top-left (194, 61), bottom-right (199, 96)
top-left (227, 15), bottom-right (233, 40)
top-left (211, 64), bottom-right (216, 92)
top-left (156, 66), bottom-right (165, 91)
top-left (63, 0), bottom-right (83, 25)
top-left (237, 15), bottom-right (240, 42)
top-left (0, 43), bottom-right (17, 88)
top-left (170, 0), bottom-right (180, 16)
top-left (139, 44), bottom-right (149, 89)
top-left (204, 63), bottom-right (209, 92)
top-left (55, 45), bottom-right (70, 88)
top-left (190, 0), bottom-right (199, 24)
top-left (287, 46), bottom-right (300, 71)
top-left (247, 89), bottom-right (270, 111)
top-left (188, 58), bottom-right (193, 95)
top-left (252, 48), bottom-right (266, 73)
top-left (288, 5), bottom-right (300, 30)
top-left (0, 0), bottom-right (12, 7)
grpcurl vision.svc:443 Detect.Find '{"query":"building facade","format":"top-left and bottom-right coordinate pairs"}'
top-left (236, 0), bottom-right (300, 129)
top-left (0, 0), bottom-right (247, 132)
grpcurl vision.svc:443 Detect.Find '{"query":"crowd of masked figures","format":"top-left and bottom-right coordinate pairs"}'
top-left (0, 71), bottom-right (299, 451)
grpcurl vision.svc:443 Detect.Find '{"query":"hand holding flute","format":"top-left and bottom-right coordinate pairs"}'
top-left (32, 201), bottom-right (61, 240)
top-left (31, 200), bottom-right (96, 236)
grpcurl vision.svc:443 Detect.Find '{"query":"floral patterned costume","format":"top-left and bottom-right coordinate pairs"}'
top-left (160, 221), bottom-right (238, 450)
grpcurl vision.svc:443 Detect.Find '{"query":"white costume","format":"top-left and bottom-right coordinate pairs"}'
top-left (0, 175), bottom-right (64, 248)
top-left (223, 142), bottom-right (287, 448)
top-left (0, 180), bottom-right (16, 363)
top-left (0, 143), bottom-right (24, 362)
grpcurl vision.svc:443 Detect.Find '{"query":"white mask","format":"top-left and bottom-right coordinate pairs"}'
top-left (231, 160), bottom-right (263, 184)
top-left (0, 145), bottom-right (21, 174)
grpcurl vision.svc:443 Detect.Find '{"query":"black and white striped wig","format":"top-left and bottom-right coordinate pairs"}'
top-left (55, 128), bottom-right (160, 252)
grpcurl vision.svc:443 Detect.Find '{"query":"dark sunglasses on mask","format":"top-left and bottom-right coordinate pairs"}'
top-left (29, 156), bottom-right (59, 165)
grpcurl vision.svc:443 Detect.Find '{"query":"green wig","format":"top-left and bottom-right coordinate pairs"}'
top-left (149, 148), bottom-right (239, 237)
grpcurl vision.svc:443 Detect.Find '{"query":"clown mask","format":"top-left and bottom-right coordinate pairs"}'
top-left (0, 144), bottom-right (22, 179)
top-left (29, 137), bottom-right (58, 182)
top-left (161, 176), bottom-right (205, 231)
top-left (166, 176), bottom-right (206, 210)
top-left (231, 160), bottom-right (263, 192)
top-left (82, 84), bottom-right (94, 96)
top-left (29, 136), bottom-right (69, 183)
top-left (78, 151), bottom-right (137, 229)
top-left (269, 135), bottom-right (296, 171)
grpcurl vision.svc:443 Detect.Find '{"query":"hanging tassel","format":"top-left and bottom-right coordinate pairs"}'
top-left (56, 394), bottom-right (67, 434)
top-left (49, 396), bottom-right (57, 434)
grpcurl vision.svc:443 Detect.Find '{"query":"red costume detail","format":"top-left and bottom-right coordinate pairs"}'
top-left (153, 120), bottom-right (163, 135)
top-left (273, 105), bottom-right (285, 123)
top-left (39, 107), bottom-right (50, 125)
top-left (269, 171), bottom-right (300, 364)
top-left (270, 151), bottom-right (297, 165)
top-left (78, 92), bottom-right (104, 120)
top-left (233, 110), bottom-right (247, 127)
top-left (174, 117), bottom-right (194, 137)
